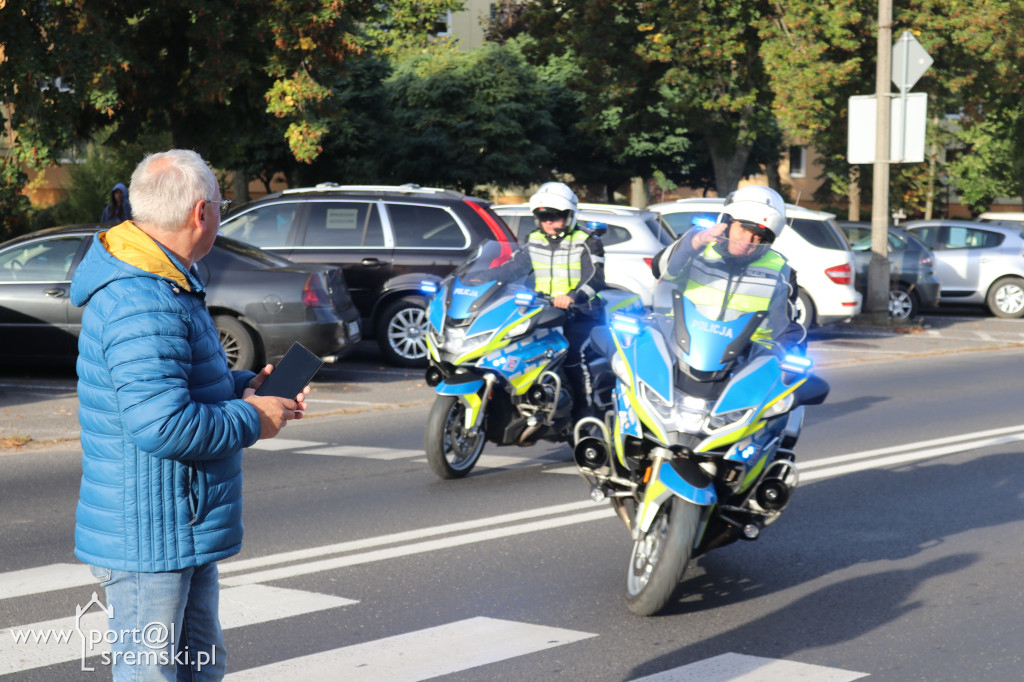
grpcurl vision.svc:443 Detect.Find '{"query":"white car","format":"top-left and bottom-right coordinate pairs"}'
top-left (493, 202), bottom-right (676, 306)
top-left (648, 197), bottom-right (862, 327)
top-left (902, 219), bottom-right (1024, 318)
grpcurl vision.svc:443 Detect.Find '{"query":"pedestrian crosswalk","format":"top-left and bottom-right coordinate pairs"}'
top-left (1, 541), bottom-right (870, 681)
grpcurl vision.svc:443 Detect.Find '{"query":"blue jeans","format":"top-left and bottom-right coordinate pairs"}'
top-left (89, 563), bottom-right (226, 681)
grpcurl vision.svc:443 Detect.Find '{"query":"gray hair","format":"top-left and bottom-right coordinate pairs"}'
top-left (129, 149), bottom-right (219, 231)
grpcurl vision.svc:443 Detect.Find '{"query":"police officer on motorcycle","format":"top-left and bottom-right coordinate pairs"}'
top-left (651, 185), bottom-right (806, 354)
top-left (525, 182), bottom-right (606, 420)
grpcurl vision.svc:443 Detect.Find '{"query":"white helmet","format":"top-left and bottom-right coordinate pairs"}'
top-left (721, 185), bottom-right (786, 243)
top-left (529, 182), bottom-right (578, 238)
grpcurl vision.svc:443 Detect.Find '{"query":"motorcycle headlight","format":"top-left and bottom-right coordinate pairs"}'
top-left (640, 383), bottom-right (672, 419)
top-left (673, 393), bottom-right (710, 434)
top-left (611, 353), bottom-right (629, 382)
top-left (708, 408), bottom-right (751, 431)
top-left (507, 318), bottom-right (534, 339)
top-left (763, 392), bottom-right (795, 418)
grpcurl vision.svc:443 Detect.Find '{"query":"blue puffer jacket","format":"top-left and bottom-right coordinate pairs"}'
top-left (71, 222), bottom-right (262, 572)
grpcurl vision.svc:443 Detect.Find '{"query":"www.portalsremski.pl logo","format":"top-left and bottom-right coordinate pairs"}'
top-left (7, 592), bottom-right (215, 672)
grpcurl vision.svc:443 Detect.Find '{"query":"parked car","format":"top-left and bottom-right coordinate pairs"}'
top-left (0, 224), bottom-right (362, 370)
top-left (220, 184), bottom-right (516, 366)
top-left (901, 219), bottom-right (1024, 318)
top-left (977, 211), bottom-right (1024, 229)
top-left (492, 202), bottom-right (676, 306)
top-left (648, 198), bottom-right (862, 327)
top-left (837, 221), bottom-right (941, 321)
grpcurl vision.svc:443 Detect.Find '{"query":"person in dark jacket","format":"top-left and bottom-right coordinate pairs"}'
top-left (100, 182), bottom-right (132, 222)
top-left (72, 149), bottom-right (306, 680)
top-left (524, 182), bottom-right (605, 420)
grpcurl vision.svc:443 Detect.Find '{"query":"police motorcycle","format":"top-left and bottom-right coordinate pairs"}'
top-left (572, 243), bottom-right (830, 616)
top-left (422, 240), bottom-right (612, 479)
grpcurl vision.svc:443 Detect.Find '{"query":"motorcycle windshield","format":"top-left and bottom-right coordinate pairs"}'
top-left (451, 240), bottom-right (533, 287)
top-left (672, 298), bottom-right (761, 372)
top-left (437, 240), bottom-right (543, 346)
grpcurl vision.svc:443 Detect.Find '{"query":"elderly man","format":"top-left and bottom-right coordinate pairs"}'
top-left (72, 149), bottom-right (307, 680)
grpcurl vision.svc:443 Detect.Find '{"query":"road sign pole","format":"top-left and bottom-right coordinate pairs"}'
top-left (868, 0), bottom-right (893, 321)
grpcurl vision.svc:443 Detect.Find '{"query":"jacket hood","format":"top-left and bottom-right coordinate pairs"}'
top-left (71, 221), bottom-right (203, 307)
top-left (110, 182), bottom-right (128, 197)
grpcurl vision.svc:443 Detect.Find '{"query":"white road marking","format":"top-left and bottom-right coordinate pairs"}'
top-left (220, 509), bottom-right (615, 586)
top-left (246, 438), bottom-right (323, 451)
top-left (630, 652), bottom-right (867, 682)
top-left (799, 424), bottom-right (1024, 482)
top-left (9, 425), bottom-right (1024, 601)
top-left (0, 585), bottom-right (355, 674)
top-left (0, 563), bottom-right (93, 600)
top-left (223, 616), bottom-right (597, 681)
top-left (306, 398), bottom-right (382, 406)
top-left (219, 499), bottom-right (600, 574)
top-left (295, 445), bottom-right (423, 459)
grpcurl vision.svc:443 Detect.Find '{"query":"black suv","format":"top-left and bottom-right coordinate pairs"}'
top-left (220, 184), bottom-right (516, 366)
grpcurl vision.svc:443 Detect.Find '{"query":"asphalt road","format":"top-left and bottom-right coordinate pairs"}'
top-left (4, 314), bottom-right (1024, 680)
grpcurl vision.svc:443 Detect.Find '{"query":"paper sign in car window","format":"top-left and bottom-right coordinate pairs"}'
top-left (325, 208), bottom-right (359, 231)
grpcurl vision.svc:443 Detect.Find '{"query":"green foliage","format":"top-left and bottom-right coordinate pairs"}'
top-left (947, 106), bottom-right (1024, 213)
top-left (383, 41), bottom-right (558, 193)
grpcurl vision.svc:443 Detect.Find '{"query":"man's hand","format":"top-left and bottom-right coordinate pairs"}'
top-left (244, 364), bottom-right (310, 439)
top-left (552, 294), bottom-right (574, 309)
top-left (691, 222), bottom-right (728, 249)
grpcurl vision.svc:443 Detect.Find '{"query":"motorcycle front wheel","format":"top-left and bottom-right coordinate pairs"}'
top-left (625, 497), bottom-right (701, 616)
top-left (425, 396), bottom-right (486, 479)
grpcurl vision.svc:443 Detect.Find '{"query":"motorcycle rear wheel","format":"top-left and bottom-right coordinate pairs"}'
top-left (625, 497), bottom-right (701, 616)
top-left (425, 396), bottom-right (486, 479)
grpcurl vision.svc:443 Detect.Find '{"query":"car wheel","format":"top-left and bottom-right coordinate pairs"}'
top-left (986, 276), bottom-right (1024, 318)
top-left (376, 297), bottom-right (429, 367)
top-left (214, 315), bottom-right (258, 371)
top-left (889, 284), bottom-right (919, 322)
top-left (793, 288), bottom-right (816, 328)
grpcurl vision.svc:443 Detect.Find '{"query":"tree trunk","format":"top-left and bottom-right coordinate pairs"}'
top-left (765, 160), bottom-right (780, 192)
top-left (706, 131), bottom-right (751, 197)
top-left (232, 171), bottom-right (250, 206)
top-left (708, 141), bottom-right (749, 196)
top-left (848, 166), bottom-right (861, 221)
top-left (629, 177), bottom-right (646, 208)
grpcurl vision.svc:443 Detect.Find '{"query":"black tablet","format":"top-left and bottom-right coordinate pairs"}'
top-left (254, 342), bottom-right (323, 398)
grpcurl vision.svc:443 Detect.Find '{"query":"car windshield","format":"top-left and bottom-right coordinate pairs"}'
top-left (450, 240), bottom-right (531, 286)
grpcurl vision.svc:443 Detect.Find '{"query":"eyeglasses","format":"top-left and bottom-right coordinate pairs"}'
top-left (206, 199), bottom-right (232, 217)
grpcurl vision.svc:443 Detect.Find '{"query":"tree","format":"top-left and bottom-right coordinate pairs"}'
top-left (382, 41), bottom-right (558, 193)
top-left (0, 0), bottom-right (464, 234)
top-left (504, 1), bottom-right (692, 196)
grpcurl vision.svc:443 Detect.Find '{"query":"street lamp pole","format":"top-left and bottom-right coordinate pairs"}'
top-left (868, 0), bottom-right (893, 321)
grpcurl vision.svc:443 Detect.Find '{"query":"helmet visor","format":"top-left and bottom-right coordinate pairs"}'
top-left (534, 208), bottom-right (571, 223)
top-left (721, 215), bottom-right (774, 244)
